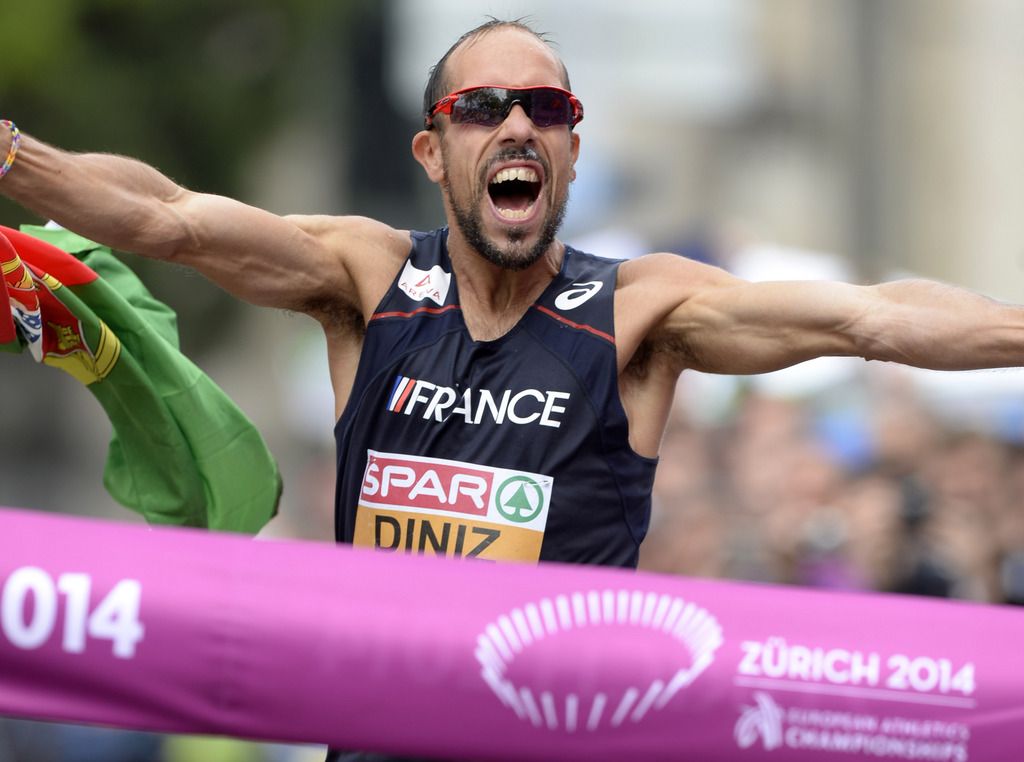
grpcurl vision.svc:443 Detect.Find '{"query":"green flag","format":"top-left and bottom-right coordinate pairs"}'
top-left (1, 224), bottom-right (281, 532)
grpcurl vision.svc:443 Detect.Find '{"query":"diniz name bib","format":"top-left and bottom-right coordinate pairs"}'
top-left (353, 450), bottom-right (553, 562)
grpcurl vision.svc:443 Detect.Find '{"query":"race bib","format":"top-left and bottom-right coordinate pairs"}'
top-left (353, 450), bottom-right (553, 562)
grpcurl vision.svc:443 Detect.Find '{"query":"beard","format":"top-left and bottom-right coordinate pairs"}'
top-left (442, 147), bottom-right (569, 272)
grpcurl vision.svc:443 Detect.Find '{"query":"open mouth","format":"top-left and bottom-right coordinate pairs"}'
top-left (488, 166), bottom-right (542, 222)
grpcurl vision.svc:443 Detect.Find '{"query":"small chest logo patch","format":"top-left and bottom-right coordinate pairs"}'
top-left (554, 280), bottom-right (602, 311)
top-left (398, 260), bottom-right (451, 306)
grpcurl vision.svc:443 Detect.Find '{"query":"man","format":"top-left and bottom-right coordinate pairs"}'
top-left (2, 18), bottom-right (1023, 759)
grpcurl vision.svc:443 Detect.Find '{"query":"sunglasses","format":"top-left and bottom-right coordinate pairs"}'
top-left (425, 85), bottom-right (584, 130)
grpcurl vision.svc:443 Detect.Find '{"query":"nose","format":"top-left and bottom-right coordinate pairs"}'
top-left (498, 102), bottom-right (536, 144)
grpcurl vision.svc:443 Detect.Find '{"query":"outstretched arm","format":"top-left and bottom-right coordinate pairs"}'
top-left (625, 254), bottom-right (1024, 375)
top-left (0, 125), bottom-right (401, 315)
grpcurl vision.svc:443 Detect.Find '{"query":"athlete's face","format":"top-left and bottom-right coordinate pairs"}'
top-left (413, 29), bottom-right (580, 270)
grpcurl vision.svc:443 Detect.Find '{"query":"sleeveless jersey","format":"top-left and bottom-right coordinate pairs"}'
top-left (333, 228), bottom-right (656, 568)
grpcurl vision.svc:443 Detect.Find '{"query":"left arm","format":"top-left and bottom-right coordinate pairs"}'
top-left (623, 254), bottom-right (1024, 375)
top-left (845, 279), bottom-right (1024, 370)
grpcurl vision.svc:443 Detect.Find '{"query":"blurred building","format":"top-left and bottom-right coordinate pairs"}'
top-left (385, 0), bottom-right (1024, 296)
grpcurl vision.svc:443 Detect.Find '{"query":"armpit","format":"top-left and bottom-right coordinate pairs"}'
top-left (298, 295), bottom-right (366, 338)
top-left (624, 331), bottom-right (697, 380)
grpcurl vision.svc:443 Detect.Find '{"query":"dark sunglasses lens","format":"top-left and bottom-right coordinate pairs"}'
top-left (530, 90), bottom-right (573, 127)
top-left (450, 88), bottom-right (574, 127)
top-left (452, 89), bottom-right (507, 126)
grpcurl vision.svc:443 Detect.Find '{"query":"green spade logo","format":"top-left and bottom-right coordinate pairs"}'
top-left (495, 476), bottom-right (545, 523)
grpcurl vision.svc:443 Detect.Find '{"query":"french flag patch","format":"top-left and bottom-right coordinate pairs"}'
top-left (387, 375), bottom-right (416, 413)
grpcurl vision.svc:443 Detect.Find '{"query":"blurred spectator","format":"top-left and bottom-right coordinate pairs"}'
top-left (0, 722), bottom-right (160, 762)
top-left (641, 369), bottom-right (1024, 610)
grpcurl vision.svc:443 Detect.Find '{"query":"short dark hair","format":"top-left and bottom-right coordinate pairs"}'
top-left (421, 17), bottom-right (571, 128)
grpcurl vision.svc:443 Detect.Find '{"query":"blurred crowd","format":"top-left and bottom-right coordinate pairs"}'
top-left (641, 367), bottom-right (1024, 606)
top-left (0, 724), bottom-right (324, 762)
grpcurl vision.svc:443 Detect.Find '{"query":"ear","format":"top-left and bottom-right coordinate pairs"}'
top-left (569, 130), bottom-right (580, 181)
top-left (411, 129), bottom-right (445, 184)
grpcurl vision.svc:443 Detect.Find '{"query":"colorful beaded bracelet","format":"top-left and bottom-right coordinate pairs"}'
top-left (0, 120), bottom-right (22, 180)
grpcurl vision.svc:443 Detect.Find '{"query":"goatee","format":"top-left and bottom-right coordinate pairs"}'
top-left (443, 148), bottom-right (569, 271)
top-left (450, 195), bottom-right (567, 272)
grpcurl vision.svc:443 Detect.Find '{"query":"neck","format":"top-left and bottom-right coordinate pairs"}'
top-left (446, 227), bottom-right (564, 340)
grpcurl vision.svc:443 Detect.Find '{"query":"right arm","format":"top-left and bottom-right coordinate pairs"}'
top-left (0, 128), bottom-right (403, 317)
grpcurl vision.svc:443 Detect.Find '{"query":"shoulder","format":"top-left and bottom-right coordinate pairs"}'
top-left (284, 214), bottom-right (414, 324)
top-left (615, 252), bottom-right (736, 338)
top-left (285, 214), bottom-right (411, 261)
top-left (617, 251), bottom-right (735, 293)
top-left (558, 245), bottom-right (623, 287)
top-left (611, 251), bottom-right (764, 380)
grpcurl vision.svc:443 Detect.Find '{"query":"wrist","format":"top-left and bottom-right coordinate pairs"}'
top-left (0, 120), bottom-right (22, 181)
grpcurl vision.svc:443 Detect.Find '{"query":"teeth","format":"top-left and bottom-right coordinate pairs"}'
top-left (496, 207), bottom-right (532, 220)
top-left (492, 167), bottom-right (539, 184)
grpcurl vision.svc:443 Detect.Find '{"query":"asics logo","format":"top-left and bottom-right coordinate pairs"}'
top-left (554, 281), bottom-right (602, 310)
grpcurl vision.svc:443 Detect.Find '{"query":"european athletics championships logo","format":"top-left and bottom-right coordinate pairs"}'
top-left (475, 590), bottom-right (723, 732)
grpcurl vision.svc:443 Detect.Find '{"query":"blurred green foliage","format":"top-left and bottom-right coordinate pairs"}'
top-left (0, 0), bottom-right (378, 352)
top-left (1, 0), bottom-right (358, 210)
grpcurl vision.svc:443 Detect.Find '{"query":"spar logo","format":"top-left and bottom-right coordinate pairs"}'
top-left (494, 476), bottom-right (544, 523)
top-left (362, 452), bottom-right (492, 517)
top-left (476, 591), bottom-right (723, 732)
top-left (386, 375), bottom-right (571, 429)
top-left (398, 260), bottom-right (451, 305)
top-left (356, 451), bottom-right (554, 561)
top-left (360, 450), bottom-right (553, 527)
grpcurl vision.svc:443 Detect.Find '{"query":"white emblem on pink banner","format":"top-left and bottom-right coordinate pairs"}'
top-left (476, 590), bottom-right (723, 731)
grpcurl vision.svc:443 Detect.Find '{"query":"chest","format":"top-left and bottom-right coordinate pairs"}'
top-left (457, 294), bottom-right (537, 342)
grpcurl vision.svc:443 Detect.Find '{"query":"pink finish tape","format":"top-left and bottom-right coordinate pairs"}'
top-left (1, 506), bottom-right (1021, 760)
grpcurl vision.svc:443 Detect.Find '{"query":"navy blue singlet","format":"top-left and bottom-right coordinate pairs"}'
top-left (333, 228), bottom-right (655, 568)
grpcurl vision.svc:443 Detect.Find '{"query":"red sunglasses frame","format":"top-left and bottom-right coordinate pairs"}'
top-left (425, 85), bottom-right (584, 130)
